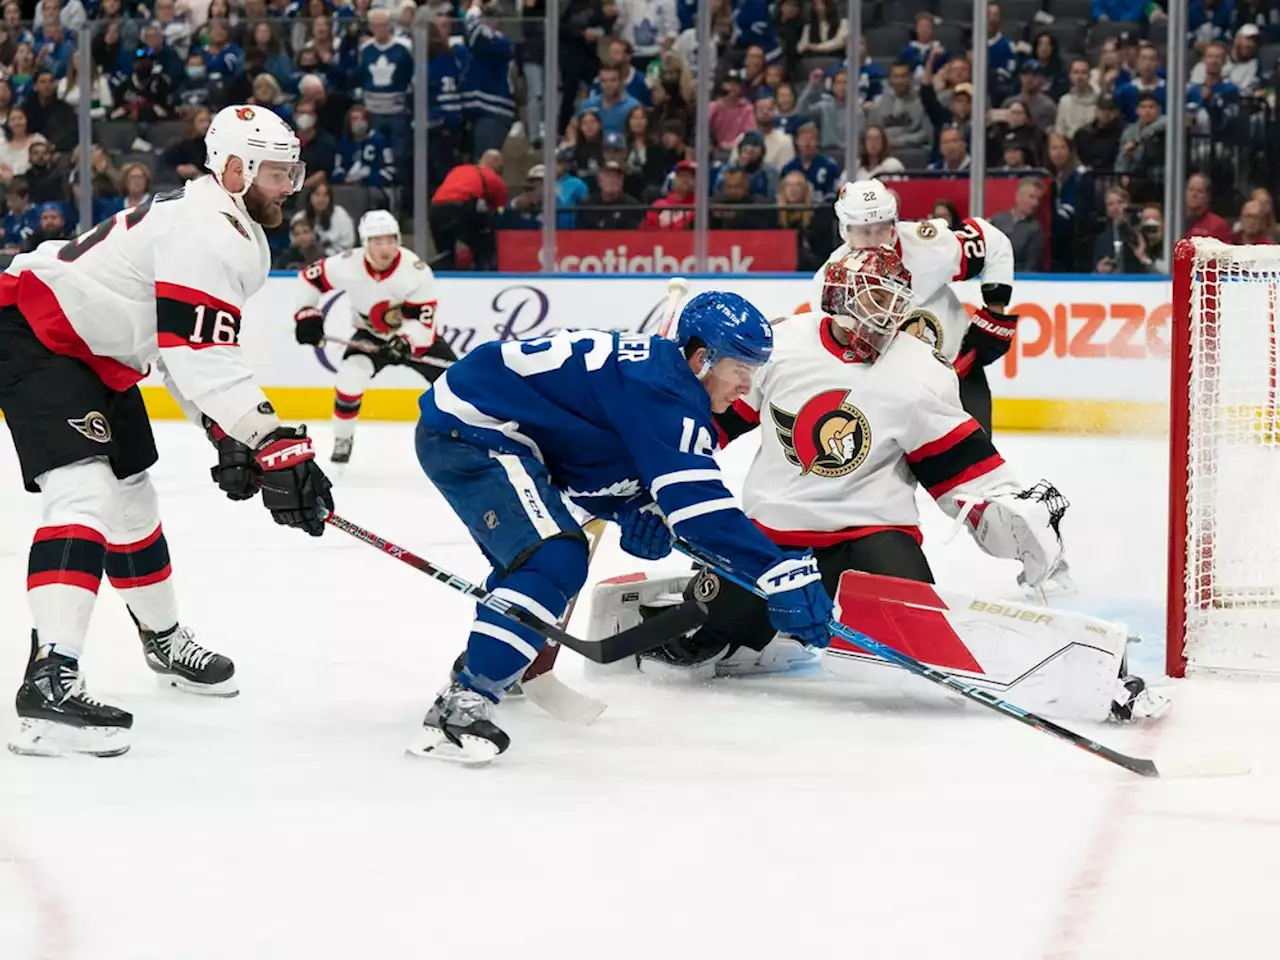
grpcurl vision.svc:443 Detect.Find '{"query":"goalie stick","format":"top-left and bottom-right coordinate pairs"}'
top-left (321, 510), bottom-right (708, 663)
top-left (321, 335), bottom-right (454, 370)
top-left (673, 540), bottom-right (1250, 780)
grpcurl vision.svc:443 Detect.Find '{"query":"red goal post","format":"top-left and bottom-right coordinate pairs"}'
top-left (1168, 237), bottom-right (1280, 678)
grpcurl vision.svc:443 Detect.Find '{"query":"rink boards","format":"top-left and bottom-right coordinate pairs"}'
top-left (27, 272), bottom-right (1180, 434)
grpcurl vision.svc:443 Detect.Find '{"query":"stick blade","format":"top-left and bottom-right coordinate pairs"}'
top-left (522, 672), bottom-right (607, 726)
top-left (1151, 749), bottom-right (1253, 779)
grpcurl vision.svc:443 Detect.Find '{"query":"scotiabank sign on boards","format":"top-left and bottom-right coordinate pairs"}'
top-left (496, 230), bottom-right (798, 273)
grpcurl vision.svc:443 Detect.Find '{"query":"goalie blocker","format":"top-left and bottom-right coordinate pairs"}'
top-left (587, 568), bottom-right (1167, 724)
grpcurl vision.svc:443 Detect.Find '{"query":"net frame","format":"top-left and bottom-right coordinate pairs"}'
top-left (1168, 237), bottom-right (1280, 678)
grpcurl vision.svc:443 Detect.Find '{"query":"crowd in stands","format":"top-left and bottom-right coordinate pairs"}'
top-left (0, 0), bottom-right (1274, 273)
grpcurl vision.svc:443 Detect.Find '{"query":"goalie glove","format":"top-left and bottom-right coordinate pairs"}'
top-left (294, 306), bottom-right (325, 346)
top-left (956, 480), bottom-right (1069, 588)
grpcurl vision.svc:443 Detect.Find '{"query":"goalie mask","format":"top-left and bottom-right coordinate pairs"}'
top-left (821, 247), bottom-right (914, 362)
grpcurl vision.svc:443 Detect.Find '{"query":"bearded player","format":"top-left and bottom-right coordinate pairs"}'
top-left (292, 209), bottom-right (457, 464)
top-left (0, 105), bottom-right (335, 757)
top-left (592, 250), bottom-right (1162, 722)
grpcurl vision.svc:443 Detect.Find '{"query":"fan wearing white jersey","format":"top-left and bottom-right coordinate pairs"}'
top-left (600, 249), bottom-right (1160, 721)
top-left (292, 210), bottom-right (456, 464)
top-left (0, 104), bottom-right (335, 758)
top-left (818, 179), bottom-right (1020, 433)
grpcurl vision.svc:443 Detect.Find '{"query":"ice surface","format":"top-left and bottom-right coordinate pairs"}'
top-left (1, 421), bottom-right (1277, 960)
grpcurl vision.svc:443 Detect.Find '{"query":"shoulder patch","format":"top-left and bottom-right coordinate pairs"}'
top-left (916, 221), bottom-right (937, 240)
top-left (900, 309), bottom-right (944, 354)
top-left (413, 258), bottom-right (426, 270)
top-left (220, 211), bottom-right (251, 240)
top-left (341, 250), bottom-right (354, 259)
top-left (932, 349), bottom-right (953, 369)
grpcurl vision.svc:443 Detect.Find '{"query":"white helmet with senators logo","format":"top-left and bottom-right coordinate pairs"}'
top-left (821, 247), bottom-right (914, 362)
top-left (358, 209), bottom-right (402, 247)
top-left (834, 179), bottom-right (899, 247)
top-left (205, 104), bottom-right (304, 196)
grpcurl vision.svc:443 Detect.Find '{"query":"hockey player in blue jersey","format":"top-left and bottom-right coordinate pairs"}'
top-left (412, 292), bottom-right (835, 763)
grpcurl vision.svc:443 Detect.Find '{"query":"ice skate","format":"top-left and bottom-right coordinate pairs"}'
top-left (451, 650), bottom-right (523, 699)
top-left (408, 681), bottom-right (510, 765)
top-left (10, 639), bottom-right (133, 758)
top-left (139, 622), bottom-right (238, 697)
top-left (331, 436), bottom-right (354, 464)
top-left (1110, 675), bottom-right (1171, 722)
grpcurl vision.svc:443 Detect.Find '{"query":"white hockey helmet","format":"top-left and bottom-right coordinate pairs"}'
top-left (205, 104), bottom-right (304, 196)
top-left (358, 209), bottom-right (401, 247)
top-left (834, 179), bottom-right (899, 241)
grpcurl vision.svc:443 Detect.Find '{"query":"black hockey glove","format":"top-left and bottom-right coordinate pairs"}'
top-left (954, 308), bottom-right (1018, 377)
top-left (254, 426), bottom-right (335, 536)
top-left (202, 415), bottom-right (262, 501)
top-left (380, 335), bottom-right (412, 362)
top-left (294, 307), bottom-right (326, 346)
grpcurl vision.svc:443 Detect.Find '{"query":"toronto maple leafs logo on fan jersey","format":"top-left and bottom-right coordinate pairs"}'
top-left (770, 389), bottom-right (872, 479)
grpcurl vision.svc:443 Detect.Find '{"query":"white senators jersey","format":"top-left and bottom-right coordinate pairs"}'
top-left (898, 284), bottom-right (972, 364)
top-left (296, 246), bottom-right (438, 341)
top-left (0, 176), bottom-right (279, 445)
top-left (729, 312), bottom-right (1016, 546)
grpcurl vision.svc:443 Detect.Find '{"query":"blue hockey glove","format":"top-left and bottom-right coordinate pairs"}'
top-left (617, 500), bottom-right (673, 561)
top-left (758, 555), bottom-right (833, 648)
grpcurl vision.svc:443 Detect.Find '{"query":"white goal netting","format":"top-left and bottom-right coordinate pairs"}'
top-left (1175, 238), bottom-right (1280, 676)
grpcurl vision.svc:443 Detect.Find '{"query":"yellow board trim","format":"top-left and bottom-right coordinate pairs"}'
top-left (1, 389), bottom-right (1170, 435)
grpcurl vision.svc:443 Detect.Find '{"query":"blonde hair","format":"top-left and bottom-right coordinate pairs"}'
top-left (776, 172), bottom-right (813, 229)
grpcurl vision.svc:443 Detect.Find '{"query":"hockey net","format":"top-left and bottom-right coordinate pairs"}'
top-left (1169, 238), bottom-right (1280, 677)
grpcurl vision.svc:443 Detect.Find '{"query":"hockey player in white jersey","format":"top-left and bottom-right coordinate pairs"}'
top-left (0, 104), bottom-right (335, 757)
top-left (292, 209), bottom-right (457, 463)
top-left (595, 249), bottom-right (1160, 722)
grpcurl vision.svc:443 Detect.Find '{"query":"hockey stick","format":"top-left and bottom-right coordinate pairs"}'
top-left (518, 518), bottom-right (610, 725)
top-left (655, 277), bottom-right (690, 339)
top-left (322, 335), bottom-right (454, 370)
top-left (321, 509), bottom-right (707, 663)
top-left (673, 540), bottom-right (1250, 779)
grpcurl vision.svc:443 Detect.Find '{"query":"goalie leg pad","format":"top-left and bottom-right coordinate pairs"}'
top-left (585, 573), bottom-right (694, 677)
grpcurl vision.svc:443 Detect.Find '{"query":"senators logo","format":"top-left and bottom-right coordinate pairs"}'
top-left (900, 309), bottom-right (943, 352)
top-left (234, 106), bottom-right (256, 121)
top-left (367, 301), bottom-right (404, 333)
top-left (68, 411), bottom-right (111, 443)
top-left (771, 389), bottom-right (872, 479)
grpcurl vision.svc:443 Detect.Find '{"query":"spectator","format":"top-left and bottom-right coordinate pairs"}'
top-left (24, 70), bottom-right (77, 152)
top-left (1139, 203), bottom-right (1167, 271)
top-left (9, 43), bottom-right (35, 103)
top-left (920, 78), bottom-right (972, 160)
top-left (798, 0), bottom-right (848, 56)
top-left (931, 199), bottom-right (963, 229)
top-left (1004, 60), bottom-right (1057, 132)
top-left (856, 124), bottom-right (906, 180)
top-left (591, 38), bottom-right (651, 107)
top-left (732, 97), bottom-right (794, 170)
top-left (1074, 93), bottom-right (1125, 171)
top-left (430, 149), bottom-right (508, 270)
top-left (856, 35), bottom-right (887, 106)
top-left (1114, 44), bottom-right (1166, 122)
top-left (649, 53), bottom-right (694, 135)
top-left (996, 134), bottom-right (1034, 172)
top-left (763, 62), bottom-right (787, 96)
top-left (566, 109), bottom-right (605, 177)
top-left (494, 164), bottom-right (545, 231)
top-left (775, 0), bottom-right (804, 76)
top-left (294, 181), bottom-right (357, 257)
top-left (580, 63), bottom-right (643, 137)
top-left (781, 122), bottom-right (841, 201)
top-left (298, 73), bottom-right (352, 144)
top-left (0, 107), bottom-right (47, 177)
top-left (1030, 33), bottom-right (1069, 102)
top-left (250, 73), bottom-right (293, 126)
top-left (2, 176), bottom-right (37, 252)
top-left (774, 82), bottom-right (804, 136)
top-left (1045, 131), bottom-right (1095, 272)
top-left (870, 61), bottom-right (932, 151)
top-left (777, 170), bottom-right (830, 271)
top-left (139, 22), bottom-right (186, 91)
top-left (581, 160), bottom-right (643, 230)
top-left (623, 106), bottom-right (672, 199)
top-left (111, 47), bottom-right (174, 121)
top-left (614, 0), bottom-right (679, 68)
top-left (1091, 39), bottom-right (1124, 95)
top-left (1233, 0), bottom-right (1278, 41)
top-left (25, 139), bottom-right (64, 205)
top-left (986, 3), bottom-right (1019, 104)
top-left (1057, 58), bottom-right (1098, 141)
top-left (900, 13), bottom-right (949, 82)
top-left (989, 178), bottom-right (1046, 271)
top-left (733, 0), bottom-right (781, 64)
top-left (119, 162), bottom-right (152, 213)
top-left (1094, 185), bottom-right (1154, 273)
top-left (363, 7), bottom-right (416, 170)
top-left (707, 70), bottom-right (756, 150)
top-left (1190, 0), bottom-right (1234, 48)
top-left (716, 130), bottom-right (777, 199)
top-left (21, 201), bottom-right (67, 252)
top-left (710, 168), bottom-right (772, 230)
top-left (153, 0), bottom-right (193, 61)
top-left (1116, 92), bottom-right (1167, 194)
top-left (244, 21), bottom-right (292, 92)
top-left (557, 0), bottom-right (607, 135)
top-left (33, 14), bottom-right (75, 80)
top-left (334, 104), bottom-right (396, 189)
top-left (1182, 169), bottom-right (1230, 241)
top-left (201, 18), bottom-right (242, 91)
top-left (927, 124), bottom-right (972, 174)
top-left (1249, 187), bottom-right (1280, 240)
top-left (1206, 23), bottom-right (1262, 91)
top-left (740, 44), bottom-right (770, 101)
top-left (658, 118), bottom-right (689, 166)
top-left (930, 55), bottom-right (971, 104)
top-left (426, 23), bottom-right (463, 191)
top-left (68, 143), bottom-right (122, 225)
top-left (304, 19), bottom-right (346, 94)
top-left (4, 2), bottom-right (34, 49)
top-left (273, 218), bottom-right (325, 270)
top-left (552, 147), bottom-right (590, 228)
top-left (162, 105), bottom-right (212, 181)
top-left (1093, 0), bottom-right (1162, 20)
top-left (177, 50), bottom-right (213, 110)
top-left (1232, 198), bottom-right (1277, 244)
top-left (797, 66), bottom-right (850, 150)
top-left (1186, 41), bottom-right (1241, 139)
top-left (989, 100), bottom-right (1044, 167)
top-left (673, 0), bottom-right (732, 80)
top-left (600, 130), bottom-right (631, 183)
top-left (293, 99), bottom-right (337, 188)
top-left (0, 79), bottom-right (12, 129)
top-left (641, 158), bottom-right (696, 229)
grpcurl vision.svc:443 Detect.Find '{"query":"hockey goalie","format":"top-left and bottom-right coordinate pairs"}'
top-left (590, 249), bottom-right (1164, 723)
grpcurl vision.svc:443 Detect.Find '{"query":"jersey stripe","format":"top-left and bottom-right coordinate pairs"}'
top-left (491, 587), bottom-right (557, 624)
top-left (753, 520), bottom-right (924, 548)
top-left (650, 468), bottom-right (723, 497)
top-left (667, 497), bottom-right (738, 527)
top-left (472, 619), bottom-right (539, 662)
top-left (154, 282), bottom-right (241, 318)
top-left (906, 419), bottom-right (1005, 498)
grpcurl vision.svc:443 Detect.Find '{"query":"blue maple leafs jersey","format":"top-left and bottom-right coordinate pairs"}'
top-left (419, 330), bottom-right (784, 583)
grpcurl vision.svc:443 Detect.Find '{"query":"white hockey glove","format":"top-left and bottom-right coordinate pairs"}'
top-left (955, 480), bottom-right (1068, 588)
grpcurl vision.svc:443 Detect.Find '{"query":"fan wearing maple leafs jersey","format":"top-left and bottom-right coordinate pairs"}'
top-left (293, 210), bottom-right (457, 464)
top-left (0, 105), bottom-right (334, 758)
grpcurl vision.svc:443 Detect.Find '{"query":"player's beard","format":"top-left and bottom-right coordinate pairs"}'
top-left (242, 183), bottom-right (285, 228)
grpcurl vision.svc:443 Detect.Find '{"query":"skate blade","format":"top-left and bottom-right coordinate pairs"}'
top-left (153, 673), bottom-right (240, 698)
top-left (406, 729), bottom-right (501, 766)
top-left (7, 718), bottom-right (131, 758)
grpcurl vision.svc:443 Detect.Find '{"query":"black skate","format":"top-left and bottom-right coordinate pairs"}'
top-left (10, 636), bottom-right (133, 757)
top-left (451, 650), bottom-right (523, 699)
top-left (331, 437), bottom-right (354, 464)
top-left (408, 681), bottom-right (510, 765)
top-left (138, 622), bottom-right (238, 697)
top-left (1109, 675), bottom-right (1171, 722)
